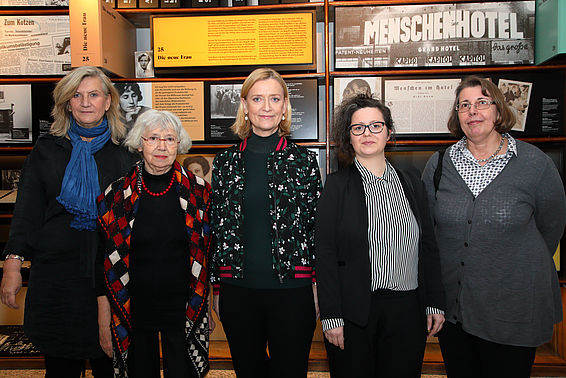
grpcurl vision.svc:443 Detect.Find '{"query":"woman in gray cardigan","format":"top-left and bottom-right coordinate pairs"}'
top-left (422, 76), bottom-right (566, 378)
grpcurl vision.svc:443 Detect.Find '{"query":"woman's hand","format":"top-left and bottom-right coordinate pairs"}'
top-left (209, 302), bottom-right (217, 335)
top-left (1, 259), bottom-right (22, 309)
top-left (427, 313), bottom-right (445, 336)
top-left (97, 296), bottom-right (113, 358)
top-left (212, 293), bottom-right (220, 319)
top-left (324, 326), bottom-right (345, 350)
top-left (312, 283), bottom-right (320, 320)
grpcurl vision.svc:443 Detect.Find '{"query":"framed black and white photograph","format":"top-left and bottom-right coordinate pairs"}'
top-left (211, 84), bottom-right (241, 119)
top-left (498, 78), bottom-right (532, 132)
top-left (334, 77), bottom-right (382, 107)
top-left (113, 82), bottom-right (153, 134)
top-left (0, 85), bottom-right (32, 144)
top-left (176, 153), bottom-right (215, 184)
top-left (135, 51), bottom-right (155, 79)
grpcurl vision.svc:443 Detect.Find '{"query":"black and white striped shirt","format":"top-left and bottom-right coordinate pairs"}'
top-left (321, 159), bottom-right (441, 332)
top-left (357, 159), bottom-right (420, 292)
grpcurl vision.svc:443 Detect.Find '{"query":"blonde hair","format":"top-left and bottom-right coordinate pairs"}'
top-left (231, 68), bottom-right (292, 140)
top-left (50, 66), bottom-right (125, 144)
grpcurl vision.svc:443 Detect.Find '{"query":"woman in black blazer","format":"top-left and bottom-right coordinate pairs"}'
top-left (315, 94), bottom-right (445, 378)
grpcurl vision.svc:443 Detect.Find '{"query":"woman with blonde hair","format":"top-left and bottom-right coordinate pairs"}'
top-left (0, 66), bottom-right (136, 377)
top-left (210, 67), bottom-right (322, 377)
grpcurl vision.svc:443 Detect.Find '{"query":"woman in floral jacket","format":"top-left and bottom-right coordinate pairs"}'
top-left (210, 68), bottom-right (322, 378)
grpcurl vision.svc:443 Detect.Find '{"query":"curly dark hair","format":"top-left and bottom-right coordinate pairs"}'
top-left (332, 94), bottom-right (394, 166)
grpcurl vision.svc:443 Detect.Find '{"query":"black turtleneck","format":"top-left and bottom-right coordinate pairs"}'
top-left (129, 167), bottom-right (189, 330)
top-left (223, 132), bottom-right (309, 290)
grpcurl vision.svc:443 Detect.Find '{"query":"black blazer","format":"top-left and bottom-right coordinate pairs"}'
top-left (315, 163), bottom-right (445, 328)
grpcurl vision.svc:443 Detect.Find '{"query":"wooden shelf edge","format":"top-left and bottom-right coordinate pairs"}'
top-left (0, 9), bottom-right (67, 16)
top-left (331, 64), bottom-right (566, 77)
top-left (112, 72), bottom-right (324, 82)
top-left (329, 0), bottom-right (515, 7)
top-left (118, 2), bottom-right (323, 16)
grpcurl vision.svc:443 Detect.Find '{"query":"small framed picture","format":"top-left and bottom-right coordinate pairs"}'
top-left (135, 51), bottom-right (154, 79)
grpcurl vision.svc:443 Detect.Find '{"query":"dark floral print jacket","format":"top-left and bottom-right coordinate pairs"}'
top-left (210, 136), bottom-right (322, 293)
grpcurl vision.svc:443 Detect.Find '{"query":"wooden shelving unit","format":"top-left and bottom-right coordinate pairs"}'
top-left (0, 0), bottom-right (565, 374)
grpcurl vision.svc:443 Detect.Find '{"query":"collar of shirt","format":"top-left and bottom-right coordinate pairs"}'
top-left (355, 158), bottom-right (392, 184)
top-left (454, 132), bottom-right (517, 164)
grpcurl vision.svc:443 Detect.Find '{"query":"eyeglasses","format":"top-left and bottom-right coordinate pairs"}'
top-left (141, 136), bottom-right (179, 146)
top-left (349, 121), bottom-right (386, 136)
top-left (455, 99), bottom-right (495, 113)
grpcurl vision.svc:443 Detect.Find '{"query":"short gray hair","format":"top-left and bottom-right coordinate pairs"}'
top-left (124, 109), bottom-right (192, 154)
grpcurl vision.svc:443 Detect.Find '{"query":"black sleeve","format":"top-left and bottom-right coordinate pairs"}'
top-left (3, 145), bottom-right (48, 259)
top-left (411, 171), bottom-right (446, 311)
top-left (315, 174), bottom-right (343, 320)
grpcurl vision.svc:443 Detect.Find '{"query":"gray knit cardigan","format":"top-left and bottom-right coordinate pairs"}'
top-left (422, 140), bottom-right (566, 347)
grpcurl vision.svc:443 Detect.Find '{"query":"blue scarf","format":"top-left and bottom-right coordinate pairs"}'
top-left (57, 116), bottom-right (111, 231)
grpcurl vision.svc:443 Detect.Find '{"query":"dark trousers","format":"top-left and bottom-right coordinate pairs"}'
top-left (438, 321), bottom-right (537, 378)
top-left (44, 355), bottom-right (113, 378)
top-left (128, 327), bottom-right (196, 378)
top-left (219, 283), bottom-right (316, 378)
top-left (324, 289), bottom-right (426, 378)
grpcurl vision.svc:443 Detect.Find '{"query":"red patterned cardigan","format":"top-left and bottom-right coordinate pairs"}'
top-left (97, 160), bottom-right (212, 377)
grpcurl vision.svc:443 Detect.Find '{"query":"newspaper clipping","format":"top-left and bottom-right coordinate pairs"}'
top-left (384, 78), bottom-right (461, 134)
top-left (335, 1), bottom-right (535, 69)
top-left (0, 16), bottom-right (71, 75)
top-left (498, 79), bottom-right (532, 132)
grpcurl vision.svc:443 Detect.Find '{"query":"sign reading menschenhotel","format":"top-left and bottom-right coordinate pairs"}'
top-left (151, 12), bottom-right (314, 69)
top-left (335, 1), bottom-right (535, 69)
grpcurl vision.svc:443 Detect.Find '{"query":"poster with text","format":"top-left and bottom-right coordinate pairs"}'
top-left (152, 82), bottom-right (205, 141)
top-left (335, 1), bottom-right (535, 69)
top-left (152, 11), bottom-right (315, 72)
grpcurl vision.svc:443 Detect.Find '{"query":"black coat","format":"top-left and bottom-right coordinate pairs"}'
top-left (315, 163), bottom-right (445, 328)
top-left (4, 134), bottom-right (136, 359)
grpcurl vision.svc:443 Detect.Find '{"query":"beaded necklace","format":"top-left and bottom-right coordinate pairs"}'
top-left (141, 170), bottom-right (175, 197)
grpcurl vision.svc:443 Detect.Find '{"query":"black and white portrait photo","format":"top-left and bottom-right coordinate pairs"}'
top-left (135, 51), bottom-right (155, 78)
top-left (114, 82), bottom-right (153, 133)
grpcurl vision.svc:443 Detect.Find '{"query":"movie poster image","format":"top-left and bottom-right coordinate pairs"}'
top-left (335, 1), bottom-right (535, 69)
top-left (498, 78), bottom-right (532, 132)
top-left (334, 77), bottom-right (382, 107)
